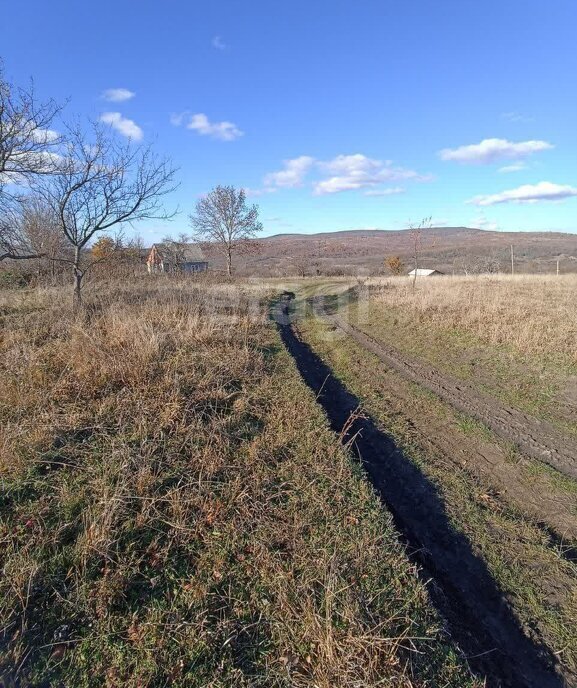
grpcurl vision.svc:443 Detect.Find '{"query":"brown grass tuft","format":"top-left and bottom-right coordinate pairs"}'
top-left (0, 280), bottom-right (476, 686)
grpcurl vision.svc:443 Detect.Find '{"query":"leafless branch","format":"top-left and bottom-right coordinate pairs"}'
top-left (189, 185), bottom-right (262, 276)
top-left (32, 121), bottom-right (178, 303)
top-left (0, 65), bottom-right (64, 261)
top-left (408, 216), bottom-right (432, 290)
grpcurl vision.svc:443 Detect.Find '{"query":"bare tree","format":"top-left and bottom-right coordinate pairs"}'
top-left (291, 256), bottom-right (310, 277)
top-left (0, 66), bottom-right (63, 261)
top-left (18, 196), bottom-right (70, 276)
top-left (189, 185), bottom-right (262, 276)
top-left (123, 234), bottom-right (147, 275)
top-left (454, 253), bottom-right (502, 276)
top-left (478, 254), bottom-right (502, 275)
top-left (34, 122), bottom-right (178, 305)
top-left (452, 256), bottom-right (470, 276)
top-left (408, 216), bottom-right (432, 290)
top-left (0, 205), bottom-right (34, 261)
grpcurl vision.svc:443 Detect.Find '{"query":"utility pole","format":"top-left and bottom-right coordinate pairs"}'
top-left (510, 244), bottom-right (515, 276)
top-left (557, 259), bottom-right (560, 276)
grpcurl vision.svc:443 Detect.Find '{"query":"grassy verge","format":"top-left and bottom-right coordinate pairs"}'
top-left (299, 310), bottom-right (577, 678)
top-left (344, 277), bottom-right (577, 436)
top-left (0, 282), bottom-right (477, 687)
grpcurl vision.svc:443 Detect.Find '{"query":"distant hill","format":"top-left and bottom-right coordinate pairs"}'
top-left (204, 227), bottom-right (577, 276)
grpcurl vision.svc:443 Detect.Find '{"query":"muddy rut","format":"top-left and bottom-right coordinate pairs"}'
top-left (313, 299), bottom-right (577, 481)
top-left (275, 297), bottom-right (572, 688)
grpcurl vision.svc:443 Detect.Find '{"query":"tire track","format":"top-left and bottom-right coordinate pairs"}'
top-left (315, 299), bottom-right (577, 481)
top-left (275, 297), bottom-right (569, 688)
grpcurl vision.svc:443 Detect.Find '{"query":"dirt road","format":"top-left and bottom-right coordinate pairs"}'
top-left (314, 299), bottom-right (577, 481)
top-left (275, 297), bottom-right (569, 688)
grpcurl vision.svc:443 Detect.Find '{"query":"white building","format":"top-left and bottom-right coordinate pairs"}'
top-left (407, 268), bottom-right (444, 277)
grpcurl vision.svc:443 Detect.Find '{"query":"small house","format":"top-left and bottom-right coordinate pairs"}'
top-left (147, 242), bottom-right (208, 274)
top-left (407, 268), bottom-right (444, 277)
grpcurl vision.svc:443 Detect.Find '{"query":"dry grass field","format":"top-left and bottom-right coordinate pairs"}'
top-left (346, 274), bottom-right (577, 436)
top-left (294, 274), bottom-right (577, 685)
top-left (0, 279), bottom-right (478, 687)
top-left (367, 274), bottom-right (577, 364)
top-left (2, 272), bottom-right (576, 686)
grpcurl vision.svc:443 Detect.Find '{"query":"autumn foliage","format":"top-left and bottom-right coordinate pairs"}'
top-left (385, 255), bottom-right (405, 276)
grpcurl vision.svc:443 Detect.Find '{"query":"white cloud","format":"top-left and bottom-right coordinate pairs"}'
top-left (31, 128), bottom-right (59, 143)
top-left (439, 138), bottom-right (553, 165)
top-left (314, 178), bottom-right (362, 195)
top-left (99, 112), bottom-right (143, 140)
top-left (212, 36), bottom-right (227, 50)
top-left (185, 113), bottom-right (243, 141)
top-left (0, 149), bottom-right (63, 186)
top-left (468, 181), bottom-right (577, 206)
top-left (101, 88), bottom-right (135, 102)
top-left (364, 186), bottom-right (405, 197)
top-left (256, 152), bottom-right (428, 197)
top-left (264, 156), bottom-right (315, 189)
top-left (498, 162), bottom-right (528, 173)
top-left (313, 154), bottom-right (427, 195)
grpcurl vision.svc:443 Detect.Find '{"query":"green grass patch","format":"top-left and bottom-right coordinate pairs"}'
top-left (348, 299), bottom-right (577, 437)
top-left (299, 312), bottom-right (577, 677)
top-left (0, 283), bottom-right (478, 687)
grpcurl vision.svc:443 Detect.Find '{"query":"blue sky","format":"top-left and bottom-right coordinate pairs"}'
top-left (4, 0), bottom-right (577, 239)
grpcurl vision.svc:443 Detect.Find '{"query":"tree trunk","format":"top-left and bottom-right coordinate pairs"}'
top-left (73, 246), bottom-right (83, 309)
top-left (73, 270), bottom-right (83, 309)
top-left (226, 247), bottom-right (232, 277)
